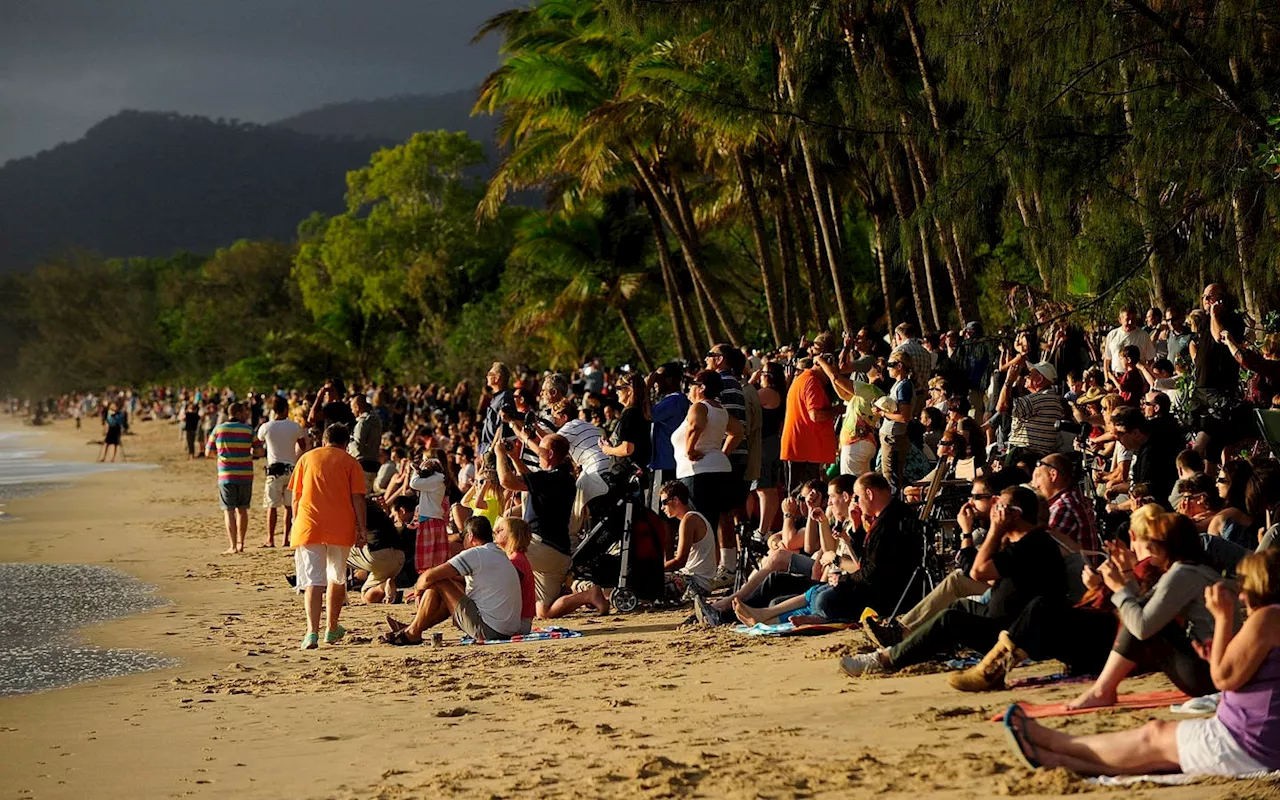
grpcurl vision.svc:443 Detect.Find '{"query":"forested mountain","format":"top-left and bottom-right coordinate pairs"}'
top-left (272, 88), bottom-right (494, 145)
top-left (0, 111), bottom-right (393, 272)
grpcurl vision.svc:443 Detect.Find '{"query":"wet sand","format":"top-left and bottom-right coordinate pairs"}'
top-left (0, 418), bottom-right (1264, 798)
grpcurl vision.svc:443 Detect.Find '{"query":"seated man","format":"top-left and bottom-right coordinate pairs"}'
top-left (658, 481), bottom-right (717, 599)
top-left (347, 497), bottom-right (407, 604)
top-left (381, 517), bottom-right (523, 644)
top-left (840, 485), bottom-right (1066, 677)
top-left (692, 480), bottom-right (828, 623)
top-left (493, 434), bottom-right (582, 617)
top-left (865, 474), bottom-right (997, 647)
top-left (727, 473), bottom-right (923, 626)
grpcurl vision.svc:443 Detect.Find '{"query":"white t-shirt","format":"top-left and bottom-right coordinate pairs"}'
top-left (448, 542), bottom-right (522, 636)
top-left (556, 418), bottom-right (610, 475)
top-left (256, 419), bottom-right (305, 466)
top-left (1104, 327), bottom-right (1156, 373)
top-left (409, 471), bottom-right (446, 521)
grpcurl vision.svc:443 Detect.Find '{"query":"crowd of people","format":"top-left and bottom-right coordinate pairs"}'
top-left (20, 279), bottom-right (1280, 781)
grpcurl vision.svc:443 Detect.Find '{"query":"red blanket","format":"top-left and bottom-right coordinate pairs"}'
top-left (988, 689), bottom-right (1190, 721)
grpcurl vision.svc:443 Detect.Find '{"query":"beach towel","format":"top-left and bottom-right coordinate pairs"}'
top-left (988, 689), bottom-right (1190, 721)
top-left (456, 626), bottom-right (584, 646)
top-left (1092, 770), bottom-right (1280, 787)
top-left (1006, 672), bottom-right (1096, 689)
top-left (731, 621), bottom-right (857, 637)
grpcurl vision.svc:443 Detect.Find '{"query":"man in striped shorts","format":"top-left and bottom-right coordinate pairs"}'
top-left (997, 360), bottom-right (1065, 467)
top-left (206, 401), bottom-right (255, 554)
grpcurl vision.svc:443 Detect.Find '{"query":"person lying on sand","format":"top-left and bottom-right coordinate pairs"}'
top-left (1003, 550), bottom-right (1280, 777)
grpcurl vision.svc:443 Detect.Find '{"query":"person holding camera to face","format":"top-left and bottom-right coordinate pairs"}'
top-left (407, 455), bottom-right (450, 587)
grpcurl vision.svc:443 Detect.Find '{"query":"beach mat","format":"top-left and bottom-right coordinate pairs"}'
top-left (989, 689), bottom-right (1190, 721)
top-left (731, 621), bottom-right (857, 637)
top-left (457, 626), bottom-right (584, 646)
top-left (1093, 770), bottom-right (1280, 787)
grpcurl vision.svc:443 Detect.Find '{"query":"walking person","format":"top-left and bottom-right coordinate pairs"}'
top-left (205, 402), bottom-right (254, 553)
top-left (256, 396), bottom-right (307, 547)
top-left (288, 424), bottom-right (368, 650)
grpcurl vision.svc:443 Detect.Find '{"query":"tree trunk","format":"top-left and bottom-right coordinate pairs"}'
top-left (797, 130), bottom-right (854, 333)
top-left (735, 150), bottom-right (785, 346)
top-left (1007, 171), bottom-right (1051, 290)
top-left (1119, 60), bottom-right (1172, 309)
top-left (879, 144), bottom-right (931, 329)
top-left (691, 275), bottom-right (718, 348)
top-left (1232, 185), bottom-right (1263, 323)
top-left (903, 142), bottom-right (942, 332)
top-left (773, 203), bottom-right (800, 339)
top-left (631, 153), bottom-right (744, 346)
top-left (639, 187), bottom-right (693, 362)
top-left (826, 181), bottom-right (846, 265)
top-left (617, 305), bottom-right (653, 373)
top-left (780, 159), bottom-right (827, 330)
top-left (871, 208), bottom-right (895, 330)
top-left (676, 277), bottom-right (704, 357)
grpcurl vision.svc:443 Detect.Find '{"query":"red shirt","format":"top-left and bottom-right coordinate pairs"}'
top-left (509, 551), bottom-right (536, 620)
top-left (780, 368), bottom-right (836, 464)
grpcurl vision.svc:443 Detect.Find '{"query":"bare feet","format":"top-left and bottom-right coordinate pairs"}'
top-left (220, 548), bottom-right (238, 555)
top-left (788, 614), bottom-right (825, 626)
top-left (1065, 686), bottom-right (1117, 710)
top-left (588, 585), bottom-right (610, 614)
top-left (260, 541), bottom-right (275, 548)
top-left (732, 598), bottom-right (768, 626)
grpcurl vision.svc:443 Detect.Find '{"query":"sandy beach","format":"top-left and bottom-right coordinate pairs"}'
top-left (0, 418), bottom-right (1270, 799)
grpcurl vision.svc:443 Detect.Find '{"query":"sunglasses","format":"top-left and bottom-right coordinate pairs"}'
top-left (660, 496), bottom-right (675, 506)
top-left (1215, 477), bottom-right (1228, 485)
top-left (970, 492), bottom-right (993, 500)
top-left (1140, 400), bottom-right (1157, 407)
top-left (887, 361), bottom-right (903, 368)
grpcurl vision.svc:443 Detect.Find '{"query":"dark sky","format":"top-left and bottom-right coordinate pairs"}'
top-left (0, 0), bottom-right (522, 163)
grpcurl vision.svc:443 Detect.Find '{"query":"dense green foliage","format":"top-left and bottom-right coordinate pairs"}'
top-left (6, 1), bottom-right (1280, 395)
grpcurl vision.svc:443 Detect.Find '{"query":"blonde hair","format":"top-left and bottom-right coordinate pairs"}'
top-left (1129, 504), bottom-right (1165, 541)
top-left (496, 516), bottom-right (531, 554)
top-left (1100, 393), bottom-right (1122, 413)
top-left (1236, 549), bottom-right (1280, 609)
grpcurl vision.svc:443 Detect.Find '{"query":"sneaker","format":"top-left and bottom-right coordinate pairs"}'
top-left (692, 594), bottom-right (726, 627)
top-left (864, 618), bottom-right (903, 649)
top-left (299, 632), bottom-right (319, 650)
top-left (839, 652), bottom-right (887, 678)
top-left (706, 567), bottom-right (735, 592)
top-left (324, 625), bottom-right (346, 645)
top-left (285, 574), bottom-right (297, 588)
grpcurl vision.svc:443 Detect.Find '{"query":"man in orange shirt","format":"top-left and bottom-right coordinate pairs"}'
top-left (289, 423), bottom-right (367, 650)
top-left (780, 333), bottom-right (839, 491)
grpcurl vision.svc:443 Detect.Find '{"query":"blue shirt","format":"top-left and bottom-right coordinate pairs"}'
top-left (649, 392), bottom-right (691, 471)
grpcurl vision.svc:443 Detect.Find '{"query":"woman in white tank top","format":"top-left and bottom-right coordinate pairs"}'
top-left (669, 371), bottom-right (744, 534)
top-left (658, 481), bottom-right (720, 593)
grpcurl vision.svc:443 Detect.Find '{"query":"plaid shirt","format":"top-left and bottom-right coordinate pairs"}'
top-left (1048, 488), bottom-right (1100, 553)
top-left (892, 338), bottom-right (934, 396)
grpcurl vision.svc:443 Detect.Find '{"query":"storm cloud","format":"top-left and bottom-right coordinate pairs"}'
top-left (0, 0), bottom-right (520, 163)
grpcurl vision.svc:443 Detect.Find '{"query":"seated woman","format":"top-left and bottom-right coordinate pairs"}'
top-left (904, 432), bottom-right (980, 503)
top-left (1004, 548), bottom-right (1280, 777)
top-left (1063, 512), bottom-right (1220, 709)
top-left (1209, 460), bottom-right (1261, 549)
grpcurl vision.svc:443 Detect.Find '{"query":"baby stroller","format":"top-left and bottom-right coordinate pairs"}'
top-left (570, 467), bottom-right (669, 612)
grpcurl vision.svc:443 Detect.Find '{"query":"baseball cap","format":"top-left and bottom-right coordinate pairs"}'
top-left (1030, 362), bottom-right (1058, 383)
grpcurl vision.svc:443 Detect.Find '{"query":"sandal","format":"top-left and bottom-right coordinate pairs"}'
top-left (1002, 703), bottom-right (1041, 769)
top-left (385, 615), bottom-right (408, 634)
top-left (380, 628), bottom-right (422, 646)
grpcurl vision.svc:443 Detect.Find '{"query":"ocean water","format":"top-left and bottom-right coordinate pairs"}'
top-left (0, 429), bottom-right (174, 695)
top-left (0, 431), bottom-right (155, 503)
top-left (0, 563), bottom-right (175, 695)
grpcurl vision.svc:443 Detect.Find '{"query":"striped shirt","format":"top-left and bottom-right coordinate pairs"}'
top-left (207, 421), bottom-right (255, 484)
top-left (718, 371), bottom-right (747, 464)
top-left (1048, 488), bottom-right (1100, 553)
top-left (557, 418), bottom-right (610, 475)
top-left (1009, 389), bottom-right (1063, 455)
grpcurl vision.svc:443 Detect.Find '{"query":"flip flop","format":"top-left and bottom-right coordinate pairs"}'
top-left (385, 615), bottom-right (408, 633)
top-left (1002, 703), bottom-right (1041, 769)
top-left (380, 628), bottom-right (422, 646)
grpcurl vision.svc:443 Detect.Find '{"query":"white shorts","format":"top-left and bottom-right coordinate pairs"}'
top-left (263, 472), bottom-right (293, 509)
top-left (1177, 716), bottom-right (1270, 776)
top-left (294, 544), bottom-right (351, 589)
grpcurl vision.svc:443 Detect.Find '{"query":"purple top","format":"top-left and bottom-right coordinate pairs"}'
top-left (1218, 638), bottom-right (1280, 769)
